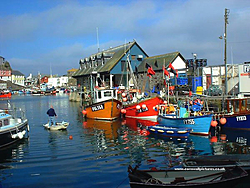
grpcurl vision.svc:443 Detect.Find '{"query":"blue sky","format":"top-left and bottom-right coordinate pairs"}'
top-left (1, 0), bottom-right (250, 76)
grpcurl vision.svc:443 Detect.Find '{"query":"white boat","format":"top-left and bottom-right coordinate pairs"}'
top-left (43, 121), bottom-right (69, 130)
top-left (0, 109), bottom-right (29, 148)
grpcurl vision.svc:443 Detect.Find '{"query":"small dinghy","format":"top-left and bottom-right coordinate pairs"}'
top-left (43, 121), bottom-right (69, 131)
top-left (147, 125), bottom-right (192, 138)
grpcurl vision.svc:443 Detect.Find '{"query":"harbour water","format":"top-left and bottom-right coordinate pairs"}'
top-left (0, 94), bottom-right (250, 188)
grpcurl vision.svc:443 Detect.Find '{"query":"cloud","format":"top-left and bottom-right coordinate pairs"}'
top-left (1, 0), bottom-right (250, 76)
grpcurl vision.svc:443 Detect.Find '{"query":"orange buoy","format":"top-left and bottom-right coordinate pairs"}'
top-left (82, 110), bottom-right (87, 115)
top-left (210, 136), bottom-right (218, 143)
top-left (220, 117), bottom-right (227, 125)
top-left (220, 134), bottom-right (227, 141)
top-left (211, 120), bottom-right (218, 127)
top-left (121, 109), bottom-right (126, 114)
top-left (69, 135), bottom-right (73, 140)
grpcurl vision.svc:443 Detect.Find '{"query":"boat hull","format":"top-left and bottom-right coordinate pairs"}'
top-left (221, 113), bottom-right (250, 130)
top-left (85, 99), bottom-right (122, 120)
top-left (0, 92), bottom-right (11, 98)
top-left (123, 97), bottom-right (164, 120)
top-left (0, 119), bottom-right (29, 148)
top-left (157, 114), bottom-right (213, 136)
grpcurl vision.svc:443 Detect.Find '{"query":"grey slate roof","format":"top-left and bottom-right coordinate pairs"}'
top-left (12, 70), bottom-right (24, 76)
top-left (73, 40), bottom-right (148, 77)
top-left (137, 52), bottom-right (185, 73)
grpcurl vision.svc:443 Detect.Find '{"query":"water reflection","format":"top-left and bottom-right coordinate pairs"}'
top-left (211, 128), bottom-right (250, 155)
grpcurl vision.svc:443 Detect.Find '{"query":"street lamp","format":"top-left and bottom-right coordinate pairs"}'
top-left (219, 8), bottom-right (230, 95)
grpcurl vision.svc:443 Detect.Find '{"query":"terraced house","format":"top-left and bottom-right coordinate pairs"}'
top-left (72, 40), bottom-right (148, 90)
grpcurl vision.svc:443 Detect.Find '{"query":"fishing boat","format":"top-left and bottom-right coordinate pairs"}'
top-left (82, 88), bottom-right (122, 120)
top-left (147, 125), bottom-right (192, 138)
top-left (0, 109), bottom-right (29, 148)
top-left (128, 165), bottom-right (248, 188)
top-left (157, 98), bottom-right (213, 136)
top-left (218, 97), bottom-right (250, 130)
top-left (121, 96), bottom-right (164, 120)
top-left (0, 90), bottom-right (11, 98)
top-left (182, 154), bottom-right (250, 173)
top-left (43, 121), bottom-right (69, 131)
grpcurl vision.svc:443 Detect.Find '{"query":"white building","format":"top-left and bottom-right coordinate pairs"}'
top-left (47, 76), bottom-right (68, 88)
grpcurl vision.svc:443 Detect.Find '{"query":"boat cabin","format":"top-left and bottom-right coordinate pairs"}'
top-left (94, 89), bottom-right (119, 103)
top-left (226, 98), bottom-right (250, 114)
top-left (0, 112), bottom-right (12, 128)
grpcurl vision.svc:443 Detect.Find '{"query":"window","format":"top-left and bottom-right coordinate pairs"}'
top-left (121, 60), bottom-right (126, 71)
top-left (4, 119), bottom-right (9, 126)
top-left (104, 91), bottom-right (112, 97)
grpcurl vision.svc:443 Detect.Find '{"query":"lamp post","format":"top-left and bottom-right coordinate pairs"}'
top-left (220, 8), bottom-right (230, 95)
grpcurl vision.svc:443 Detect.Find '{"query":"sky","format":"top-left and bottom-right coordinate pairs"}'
top-left (1, 0), bottom-right (250, 77)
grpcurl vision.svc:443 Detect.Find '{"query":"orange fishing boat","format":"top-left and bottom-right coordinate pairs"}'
top-left (82, 88), bottom-right (122, 120)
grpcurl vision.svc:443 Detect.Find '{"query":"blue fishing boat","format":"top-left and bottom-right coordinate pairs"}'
top-left (219, 97), bottom-right (250, 130)
top-left (157, 98), bottom-right (213, 136)
top-left (157, 113), bottom-right (213, 136)
top-left (147, 125), bottom-right (192, 138)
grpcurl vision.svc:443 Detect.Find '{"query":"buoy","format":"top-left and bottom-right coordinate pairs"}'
top-left (211, 120), bottom-right (218, 127)
top-left (121, 109), bottom-right (126, 114)
top-left (69, 135), bottom-right (73, 140)
top-left (122, 97), bottom-right (127, 102)
top-left (136, 105), bottom-right (141, 110)
top-left (164, 101), bottom-right (167, 104)
top-left (220, 117), bottom-right (227, 125)
top-left (82, 110), bottom-right (87, 115)
top-left (122, 93), bottom-right (127, 97)
top-left (142, 104), bottom-right (147, 109)
top-left (220, 134), bottom-right (227, 141)
top-left (210, 136), bottom-right (218, 143)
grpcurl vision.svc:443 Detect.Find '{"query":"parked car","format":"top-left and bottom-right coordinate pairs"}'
top-left (204, 85), bottom-right (222, 96)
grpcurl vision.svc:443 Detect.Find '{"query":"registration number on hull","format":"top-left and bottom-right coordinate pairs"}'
top-left (183, 119), bottom-right (195, 125)
top-left (91, 104), bottom-right (104, 112)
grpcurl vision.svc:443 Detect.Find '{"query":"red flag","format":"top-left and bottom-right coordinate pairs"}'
top-left (163, 66), bottom-right (169, 77)
top-left (146, 63), bottom-right (155, 77)
top-left (169, 63), bottom-right (178, 77)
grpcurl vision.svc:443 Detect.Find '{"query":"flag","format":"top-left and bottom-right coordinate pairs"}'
top-left (169, 63), bottom-right (178, 77)
top-left (163, 66), bottom-right (169, 77)
top-left (154, 60), bottom-right (158, 68)
top-left (145, 63), bottom-right (155, 78)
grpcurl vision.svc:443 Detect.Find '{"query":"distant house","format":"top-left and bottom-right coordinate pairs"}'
top-left (67, 68), bottom-right (78, 87)
top-left (41, 76), bottom-right (49, 83)
top-left (47, 76), bottom-right (68, 88)
top-left (11, 70), bottom-right (25, 86)
top-left (72, 40), bottom-right (148, 90)
top-left (0, 56), bottom-right (12, 82)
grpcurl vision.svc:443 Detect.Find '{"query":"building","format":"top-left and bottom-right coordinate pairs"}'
top-left (47, 76), bottom-right (68, 88)
top-left (11, 70), bottom-right (25, 86)
top-left (136, 52), bottom-right (187, 94)
top-left (72, 40), bottom-right (148, 90)
top-left (0, 56), bottom-right (12, 82)
top-left (67, 68), bottom-right (78, 87)
top-left (41, 76), bottom-right (49, 84)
